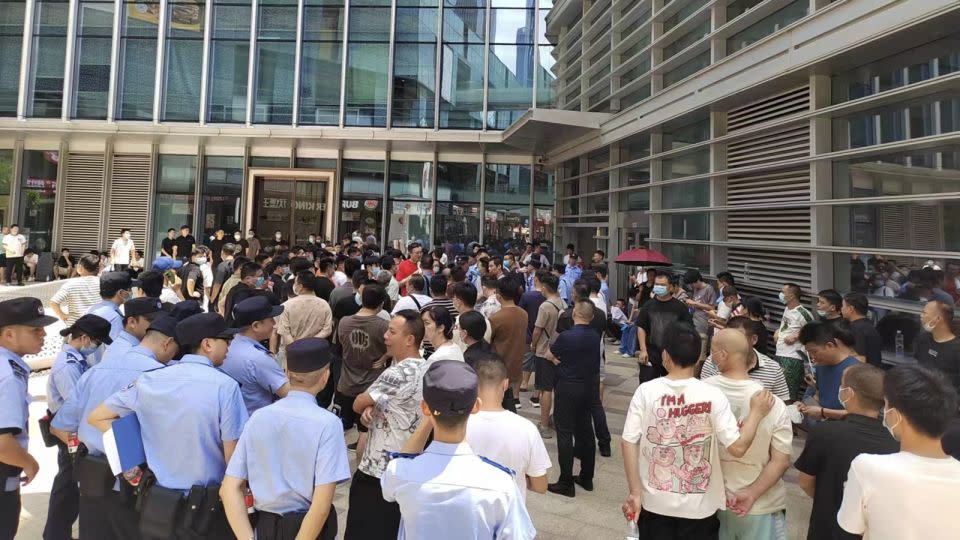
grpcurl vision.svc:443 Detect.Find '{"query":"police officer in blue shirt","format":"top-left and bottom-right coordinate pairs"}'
top-left (0, 297), bottom-right (56, 539)
top-left (51, 314), bottom-right (179, 539)
top-left (381, 360), bottom-right (536, 540)
top-left (222, 296), bottom-right (290, 414)
top-left (86, 271), bottom-right (138, 366)
top-left (43, 313), bottom-right (112, 540)
top-left (222, 338), bottom-right (350, 540)
top-left (88, 312), bottom-right (247, 540)
top-left (100, 297), bottom-right (164, 365)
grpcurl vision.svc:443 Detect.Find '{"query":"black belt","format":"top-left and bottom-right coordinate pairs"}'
top-left (139, 476), bottom-right (225, 540)
top-left (255, 507), bottom-right (337, 540)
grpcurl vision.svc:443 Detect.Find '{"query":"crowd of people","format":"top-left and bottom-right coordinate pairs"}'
top-left (0, 231), bottom-right (958, 540)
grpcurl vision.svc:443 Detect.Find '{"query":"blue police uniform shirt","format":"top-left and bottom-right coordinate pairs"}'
top-left (101, 330), bottom-right (139, 364)
top-left (102, 354), bottom-right (248, 490)
top-left (225, 390), bottom-right (351, 514)
top-left (221, 334), bottom-right (288, 415)
top-left (559, 265), bottom-right (582, 303)
top-left (46, 345), bottom-right (88, 415)
top-left (0, 346), bottom-right (31, 492)
top-left (85, 300), bottom-right (124, 366)
top-left (381, 441), bottom-right (536, 540)
top-left (52, 345), bottom-right (164, 455)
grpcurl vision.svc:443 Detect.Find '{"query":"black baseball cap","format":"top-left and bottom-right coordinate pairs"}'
top-left (100, 271), bottom-right (140, 297)
top-left (231, 296), bottom-right (284, 328)
top-left (147, 314), bottom-right (179, 339)
top-left (124, 297), bottom-right (163, 318)
top-left (59, 314), bottom-right (113, 344)
top-left (176, 313), bottom-right (239, 346)
top-left (422, 360), bottom-right (478, 416)
top-left (286, 338), bottom-right (333, 373)
top-left (0, 298), bottom-right (57, 328)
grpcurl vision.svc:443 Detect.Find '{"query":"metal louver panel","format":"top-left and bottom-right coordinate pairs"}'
top-left (878, 204), bottom-right (942, 251)
top-left (726, 165), bottom-right (811, 243)
top-left (728, 208), bottom-right (811, 244)
top-left (727, 125), bottom-right (809, 168)
top-left (727, 86), bottom-right (810, 133)
top-left (727, 247), bottom-right (812, 292)
top-left (60, 154), bottom-right (105, 253)
top-left (106, 155), bottom-right (153, 248)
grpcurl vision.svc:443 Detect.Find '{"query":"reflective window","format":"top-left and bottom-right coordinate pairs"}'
top-left (661, 243), bottom-right (709, 271)
top-left (663, 50), bottom-right (709, 88)
top-left (487, 4), bottom-right (535, 129)
top-left (533, 168), bottom-right (553, 204)
top-left (29, 0), bottom-right (69, 118)
top-left (484, 163), bottom-right (531, 205)
top-left (535, 4), bottom-right (555, 107)
top-left (437, 161), bottom-right (481, 203)
top-left (392, 1), bottom-right (437, 128)
top-left (117, 1), bottom-right (159, 120)
top-left (201, 156), bottom-right (243, 237)
top-left (388, 160), bottom-right (433, 249)
top-left (663, 212), bottom-right (710, 240)
top-left (0, 2), bottom-right (25, 116)
top-left (73, 1), bottom-right (114, 119)
top-left (299, 0), bottom-right (343, 125)
top-left (662, 114), bottom-right (709, 150)
top-left (832, 146), bottom-right (960, 199)
top-left (834, 253), bottom-right (960, 319)
top-left (18, 150), bottom-right (59, 252)
top-left (208, 0), bottom-right (250, 123)
top-left (484, 204), bottom-right (529, 254)
top-left (154, 155), bottom-right (197, 252)
top-left (727, 0), bottom-right (807, 55)
top-left (619, 190), bottom-right (650, 211)
top-left (621, 164), bottom-right (650, 187)
top-left (618, 132), bottom-right (650, 163)
top-left (833, 96), bottom-right (960, 150)
top-left (163, 0), bottom-right (205, 121)
top-left (662, 178), bottom-right (709, 209)
top-left (727, 0), bottom-right (764, 20)
top-left (295, 157), bottom-right (337, 169)
top-left (662, 18), bottom-right (709, 61)
top-left (249, 155), bottom-right (290, 168)
top-left (0, 150), bottom-right (13, 223)
top-left (663, 0), bottom-right (706, 33)
top-left (662, 150), bottom-right (709, 180)
top-left (587, 149), bottom-right (609, 171)
top-left (389, 160), bottom-right (433, 199)
top-left (344, 3), bottom-right (391, 127)
top-left (436, 162), bottom-right (481, 257)
top-left (833, 202), bottom-right (960, 252)
top-left (532, 206), bottom-right (551, 243)
top-left (340, 159), bottom-right (385, 240)
top-left (439, 2), bottom-right (486, 129)
top-left (254, 0), bottom-right (296, 124)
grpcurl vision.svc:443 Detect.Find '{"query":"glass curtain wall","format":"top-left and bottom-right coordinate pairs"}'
top-left (535, 0), bottom-right (555, 108)
top-left (73, 1), bottom-right (114, 119)
top-left (486, 0), bottom-right (534, 129)
top-left (345, 0), bottom-right (391, 126)
top-left (207, 0), bottom-right (250, 123)
top-left (532, 167), bottom-right (552, 243)
top-left (29, 0), bottom-right (69, 118)
top-left (255, 0), bottom-right (296, 123)
top-left (484, 163), bottom-right (530, 253)
top-left (201, 156), bottom-right (244, 238)
top-left (387, 160), bottom-right (433, 250)
top-left (163, 0), bottom-right (205, 121)
top-left (18, 150), bottom-right (59, 252)
top-left (299, 0), bottom-right (344, 125)
top-left (340, 159), bottom-right (385, 240)
top-left (439, 0), bottom-right (485, 129)
top-left (436, 161), bottom-right (481, 257)
top-left (392, 0), bottom-right (437, 128)
top-left (0, 150), bottom-right (12, 224)
top-left (117, 0), bottom-right (159, 119)
top-left (154, 155), bottom-right (197, 253)
top-left (0, 2), bottom-right (26, 116)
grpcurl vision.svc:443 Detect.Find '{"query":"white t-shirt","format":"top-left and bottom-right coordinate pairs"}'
top-left (2, 234), bottom-right (26, 258)
top-left (111, 237), bottom-right (135, 264)
top-left (427, 342), bottom-right (464, 363)
top-left (466, 410), bottom-right (552, 500)
top-left (775, 305), bottom-right (813, 359)
top-left (333, 270), bottom-right (348, 288)
top-left (702, 375), bottom-right (792, 514)
top-left (838, 452), bottom-right (960, 540)
top-left (611, 306), bottom-right (628, 326)
top-left (200, 264), bottom-right (214, 288)
top-left (590, 295), bottom-right (608, 314)
top-left (391, 294), bottom-right (432, 314)
top-left (621, 377), bottom-right (741, 519)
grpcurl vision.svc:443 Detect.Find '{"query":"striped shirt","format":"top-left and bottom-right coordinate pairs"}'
top-left (700, 349), bottom-right (792, 402)
top-left (50, 276), bottom-right (103, 325)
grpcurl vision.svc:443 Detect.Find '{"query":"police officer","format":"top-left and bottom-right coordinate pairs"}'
top-left (43, 314), bottom-right (112, 540)
top-left (51, 314), bottom-right (179, 539)
top-left (221, 338), bottom-right (350, 540)
top-left (0, 297), bottom-right (56, 540)
top-left (88, 312), bottom-right (247, 540)
top-left (222, 296), bottom-right (289, 414)
top-left (380, 360), bottom-right (536, 540)
top-left (86, 271), bottom-right (137, 365)
top-left (100, 297), bottom-right (164, 364)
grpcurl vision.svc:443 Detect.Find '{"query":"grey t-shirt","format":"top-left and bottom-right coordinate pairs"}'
top-left (692, 284), bottom-right (717, 334)
top-left (534, 297), bottom-right (566, 357)
top-left (337, 313), bottom-right (390, 396)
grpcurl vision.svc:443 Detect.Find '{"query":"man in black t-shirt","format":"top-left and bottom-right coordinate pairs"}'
top-left (915, 300), bottom-right (960, 397)
top-left (160, 228), bottom-right (177, 258)
top-left (794, 364), bottom-right (898, 540)
top-left (841, 292), bottom-right (883, 367)
top-left (174, 225), bottom-right (196, 262)
top-left (177, 248), bottom-right (206, 304)
top-left (637, 272), bottom-right (692, 384)
top-left (315, 258), bottom-right (336, 301)
top-left (207, 229), bottom-right (226, 267)
top-left (209, 244), bottom-right (237, 311)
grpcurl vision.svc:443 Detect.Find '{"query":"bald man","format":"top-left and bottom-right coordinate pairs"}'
top-left (703, 329), bottom-right (793, 538)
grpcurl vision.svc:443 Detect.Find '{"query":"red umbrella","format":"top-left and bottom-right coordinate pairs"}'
top-left (613, 248), bottom-right (672, 266)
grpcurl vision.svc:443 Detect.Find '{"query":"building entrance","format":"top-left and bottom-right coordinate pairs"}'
top-left (245, 169), bottom-right (336, 245)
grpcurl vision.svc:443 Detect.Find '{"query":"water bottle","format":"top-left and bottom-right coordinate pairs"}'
top-left (895, 330), bottom-right (904, 359)
top-left (625, 513), bottom-right (639, 540)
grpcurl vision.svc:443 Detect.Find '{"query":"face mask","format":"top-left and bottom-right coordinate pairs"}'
top-left (248, 233), bottom-right (255, 238)
top-left (882, 407), bottom-right (901, 439)
top-left (652, 285), bottom-right (669, 297)
top-left (503, 260), bottom-right (510, 270)
top-left (79, 340), bottom-right (100, 356)
top-left (717, 301), bottom-right (732, 319)
top-left (433, 266), bottom-right (441, 273)
top-left (309, 237), bottom-right (316, 243)
top-left (234, 234), bottom-right (242, 240)
top-left (816, 309), bottom-right (827, 317)
top-left (123, 233), bottom-right (130, 239)
top-left (275, 234), bottom-right (282, 240)
top-left (196, 256), bottom-right (207, 265)
top-left (922, 318), bottom-right (938, 333)
top-left (255, 276), bottom-right (265, 288)
top-left (778, 292), bottom-right (787, 304)
top-left (355, 292), bottom-right (362, 306)
top-left (838, 386), bottom-right (851, 409)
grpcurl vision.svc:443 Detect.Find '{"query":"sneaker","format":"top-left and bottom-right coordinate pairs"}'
top-left (621, 352), bottom-right (632, 358)
top-left (529, 396), bottom-right (540, 408)
top-left (514, 398), bottom-right (522, 410)
top-left (537, 424), bottom-right (554, 439)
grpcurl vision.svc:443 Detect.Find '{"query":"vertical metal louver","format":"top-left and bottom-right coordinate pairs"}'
top-left (59, 154), bottom-right (106, 253)
top-left (106, 155), bottom-right (153, 248)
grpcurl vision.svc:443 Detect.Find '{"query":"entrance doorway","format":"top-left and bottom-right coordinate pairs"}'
top-left (245, 169), bottom-right (336, 245)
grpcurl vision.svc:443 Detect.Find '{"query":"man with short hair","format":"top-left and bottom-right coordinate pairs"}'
top-left (815, 289), bottom-right (844, 327)
top-left (396, 242), bottom-right (423, 296)
top-left (272, 271), bottom-right (333, 360)
top-left (700, 317), bottom-right (791, 402)
top-left (531, 271), bottom-right (565, 437)
top-left (518, 272), bottom-right (545, 395)
top-left (174, 224), bottom-right (196, 262)
top-left (2, 224), bottom-right (26, 285)
top-left (703, 330), bottom-right (792, 538)
top-left (330, 258), bottom-right (363, 315)
top-left (51, 254), bottom-right (104, 325)
top-left (774, 283), bottom-right (814, 400)
top-left (841, 292), bottom-right (883, 368)
top-left (489, 278), bottom-right (528, 408)
top-left (160, 227), bottom-right (177, 258)
top-left (222, 296), bottom-right (290, 415)
top-left (390, 274), bottom-right (432, 314)
top-left (315, 258), bottom-right (337, 301)
top-left (591, 250), bottom-right (604, 265)
top-left (682, 270), bottom-right (718, 355)
top-left (178, 247), bottom-right (207, 303)
top-left (636, 271), bottom-right (693, 384)
top-left (451, 281), bottom-right (490, 351)
top-left (222, 261), bottom-right (265, 325)
top-left (559, 254), bottom-right (582, 306)
top-left (86, 271), bottom-right (135, 347)
top-left (794, 364), bottom-right (898, 540)
top-left (915, 300), bottom-right (960, 406)
top-left (838, 366), bottom-right (960, 539)
top-left (209, 242), bottom-right (237, 310)
top-left (797, 322), bottom-right (862, 422)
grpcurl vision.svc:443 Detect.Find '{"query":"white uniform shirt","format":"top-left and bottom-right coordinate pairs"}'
top-left (381, 441), bottom-right (536, 540)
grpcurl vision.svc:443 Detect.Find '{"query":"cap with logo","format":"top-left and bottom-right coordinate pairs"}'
top-left (59, 314), bottom-right (114, 344)
top-left (231, 296), bottom-right (284, 328)
top-left (286, 337), bottom-right (333, 373)
top-left (147, 314), bottom-right (179, 339)
top-left (170, 300), bottom-right (202, 321)
top-left (100, 271), bottom-right (140, 298)
top-left (176, 313), bottom-right (239, 347)
top-left (152, 257), bottom-right (183, 272)
top-left (123, 297), bottom-right (164, 318)
top-left (422, 360), bottom-right (478, 416)
top-left (0, 297), bottom-right (58, 328)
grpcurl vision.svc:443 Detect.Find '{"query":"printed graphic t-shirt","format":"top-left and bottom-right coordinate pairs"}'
top-left (359, 357), bottom-right (426, 479)
top-left (621, 377), bottom-right (740, 519)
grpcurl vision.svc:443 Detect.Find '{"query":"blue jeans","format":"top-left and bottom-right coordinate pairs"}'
top-left (619, 324), bottom-right (637, 355)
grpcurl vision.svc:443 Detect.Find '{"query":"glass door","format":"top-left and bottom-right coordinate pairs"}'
top-left (292, 180), bottom-right (327, 245)
top-left (253, 177), bottom-right (329, 245)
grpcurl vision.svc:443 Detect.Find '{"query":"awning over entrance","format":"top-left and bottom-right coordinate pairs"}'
top-left (499, 109), bottom-right (611, 154)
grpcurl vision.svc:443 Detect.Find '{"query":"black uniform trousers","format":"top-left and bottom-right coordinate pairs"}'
top-left (554, 378), bottom-right (596, 485)
top-left (638, 346), bottom-right (668, 385)
top-left (79, 489), bottom-right (141, 540)
top-left (591, 380), bottom-right (611, 450)
top-left (0, 488), bottom-right (19, 540)
top-left (43, 441), bottom-right (79, 540)
top-left (5, 256), bottom-right (23, 285)
top-left (343, 471), bottom-right (400, 540)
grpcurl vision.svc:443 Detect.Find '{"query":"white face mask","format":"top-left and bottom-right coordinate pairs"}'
top-left (838, 386), bottom-right (851, 409)
top-left (234, 233), bottom-right (242, 240)
top-left (921, 316), bottom-right (938, 333)
top-left (882, 407), bottom-right (901, 439)
top-left (195, 256), bottom-right (207, 265)
top-left (275, 233), bottom-right (282, 240)
top-left (717, 301), bottom-right (732, 319)
top-left (816, 309), bottom-right (827, 317)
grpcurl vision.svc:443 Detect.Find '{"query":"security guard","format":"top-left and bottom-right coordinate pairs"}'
top-left (0, 297), bottom-right (56, 540)
top-left (380, 360), bottom-right (536, 540)
top-left (52, 314), bottom-right (179, 539)
top-left (222, 296), bottom-right (290, 414)
top-left (88, 312), bottom-right (247, 540)
top-left (86, 271), bottom-right (137, 365)
top-left (100, 296), bottom-right (165, 364)
top-left (221, 338), bottom-right (350, 540)
top-left (43, 314), bottom-right (112, 540)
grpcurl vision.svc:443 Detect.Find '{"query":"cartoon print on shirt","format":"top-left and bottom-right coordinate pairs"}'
top-left (646, 409), bottom-right (683, 445)
top-left (643, 445), bottom-right (680, 491)
top-left (643, 393), bottom-right (715, 494)
top-left (678, 443), bottom-right (711, 494)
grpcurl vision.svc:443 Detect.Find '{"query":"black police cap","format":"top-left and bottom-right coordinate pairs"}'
top-left (147, 314), bottom-right (179, 339)
top-left (231, 296), bottom-right (283, 328)
top-left (176, 313), bottom-right (238, 347)
top-left (422, 360), bottom-right (478, 416)
top-left (286, 337), bottom-right (333, 373)
top-left (0, 297), bottom-right (57, 328)
top-left (124, 297), bottom-right (163, 318)
top-left (59, 314), bottom-right (113, 344)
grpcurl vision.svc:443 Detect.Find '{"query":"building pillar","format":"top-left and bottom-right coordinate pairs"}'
top-left (709, 110), bottom-right (727, 277)
top-left (809, 73), bottom-right (833, 292)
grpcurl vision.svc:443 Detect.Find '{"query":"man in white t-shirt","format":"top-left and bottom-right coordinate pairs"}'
top-left (620, 321), bottom-right (775, 537)
top-left (391, 274), bottom-right (433, 314)
top-left (703, 329), bottom-right (792, 539)
top-left (466, 354), bottom-right (551, 500)
top-left (110, 228), bottom-right (135, 271)
top-left (838, 365), bottom-right (960, 540)
top-left (2, 224), bottom-right (27, 285)
top-left (773, 283), bottom-right (814, 401)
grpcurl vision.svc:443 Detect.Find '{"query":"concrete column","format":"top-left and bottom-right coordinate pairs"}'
top-left (809, 73), bottom-right (833, 292)
top-left (709, 110), bottom-right (727, 276)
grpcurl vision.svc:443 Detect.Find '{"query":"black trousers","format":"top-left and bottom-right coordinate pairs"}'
top-left (316, 355), bottom-right (341, 409)
top-left (256, 508), bottom-right (336, 540)
top-left (43, 442), bottom-right (79, 540)
top-left (5, 256), bottom-right (23, 284)
top-left (639, 346), bottom-right (667, 385)
top-left (343, 471), bottom-right (400, 540)
top-left (554, 379), bottom-right (596, 484)
top-left (636, 509), bottom-right (719, 540)
top-left (591, 379), bottom-right (611, 449)
top-left (78, 489), bottom-right (140, 540)
top-left (503, 387), bottom-right (517, 414)
top-left (0, 488), bottom-right (19, 540)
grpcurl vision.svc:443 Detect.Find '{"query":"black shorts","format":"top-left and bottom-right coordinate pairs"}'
top-left (636, 508), bottom-right (719, 540)
top-left (534, 356), bottom-right (558, 391)
top-left (333, 391), bottom-right (368, 433)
